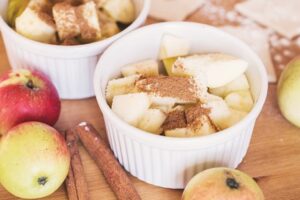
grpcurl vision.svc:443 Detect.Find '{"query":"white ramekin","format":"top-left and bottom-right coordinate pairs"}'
top-left (0, 0), bottom-right (150, 99)
top-left (94, 22), bottom-right (268, 189)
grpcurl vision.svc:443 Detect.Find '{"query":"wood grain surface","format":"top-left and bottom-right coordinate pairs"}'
top-left (1, 1), bottom-right (300, 199)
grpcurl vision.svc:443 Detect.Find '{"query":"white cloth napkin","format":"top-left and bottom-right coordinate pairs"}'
top-left (149, 0), bottom-right (205, 21)
top-left (236, 0), bottom-right (300, 39)
top-left (221, 25), bottom-right (277, 83)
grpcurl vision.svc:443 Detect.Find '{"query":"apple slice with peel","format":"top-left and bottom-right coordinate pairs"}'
top-left (102, 0), bottom-right (135, 24)
top-left (225, 90), bottom-right (254, 112)
top-left (7, 0), bottom-right (30, 27)
top-left (105, 74), bottom-right (140, 104)
top-left (112, 93), bottom-right (150, 126)
top-left (121, 59), bottom-right (159, 77)
top-left (138, 109), bottom-right (166, 134)
top-left (163, 57), bottom-right (178, 76)
top-left (159, 34), bottom-right (190, 59)
top-left (209, 74), bottom-right (250, 97)
top-left (172, 53), bottom-right (248, 88)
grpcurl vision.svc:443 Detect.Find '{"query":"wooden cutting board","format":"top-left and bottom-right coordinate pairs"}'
top-left (1, 1), bottom-right (300, 199)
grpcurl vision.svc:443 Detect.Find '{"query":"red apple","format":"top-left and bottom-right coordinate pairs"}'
top-left (0, 69), bottom-right (60, 135)
top-left (0, 121), bottom-right (70, 199)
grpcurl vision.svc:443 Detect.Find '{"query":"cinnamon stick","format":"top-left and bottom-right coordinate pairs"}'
top-left (66, 129), bottom-right (89, 200)
top-left (65, 164), bottom-right (78, 200)
top-left (75, 122), bottom-right (141, 200)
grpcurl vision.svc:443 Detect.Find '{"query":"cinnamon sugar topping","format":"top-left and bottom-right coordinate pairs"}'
top-left (185, 105), bottom-right (210, 127)
top-left (136, 76), bottom-right (199, 103)
top-left (162, 110), bottom-right (187, 131)
top-left (53, 2), bottom-right (80, 40)
top-left (162, 104), bottom-right (212, 131)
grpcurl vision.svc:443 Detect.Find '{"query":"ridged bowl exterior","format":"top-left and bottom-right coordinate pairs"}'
top-left (104, 116), bottom-right (256, 188)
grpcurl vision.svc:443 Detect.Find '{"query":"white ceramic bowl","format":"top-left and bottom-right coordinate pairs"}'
top-left (0, 0), bottom-right (150, 99)
top-left (94, 22), bottom-right (268, 189)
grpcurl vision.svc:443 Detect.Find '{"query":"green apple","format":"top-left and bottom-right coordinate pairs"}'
top-left (0, 122), bottom-right (70, 199)
top-left (277, 57), bottom-right (300, 127)
top-left (182, 167), bottom-right (264, 200)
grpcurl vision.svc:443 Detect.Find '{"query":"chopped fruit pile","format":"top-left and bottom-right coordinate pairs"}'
top-left (105, 34), bottom-right (254, 137)
top-left (7, 0), bottom-right (135, 45)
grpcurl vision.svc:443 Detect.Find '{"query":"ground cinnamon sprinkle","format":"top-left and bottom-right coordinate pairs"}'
top-left (162, 104), bottom-right (212, 131)
top-left (38, 12), bottom-right (56, 28)
top-left (75, 2), bottom-right (101, 40)
top-left (136, 76), bottom-right (198, 103)
top-left (162, 110), bottom-right (187, 131)
top-left (185, 105), bottom-right (211, 127)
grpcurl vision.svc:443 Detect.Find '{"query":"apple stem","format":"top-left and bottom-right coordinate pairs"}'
top-left (226, 178), bottom-right (239, 189)
top-left (38, 176), bottom-right (48, 186)
top-left (26, 80), bottom-right (35, 89)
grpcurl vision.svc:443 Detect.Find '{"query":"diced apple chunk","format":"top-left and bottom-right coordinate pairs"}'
top-left (138, 109), bottom-right (166, 134)
top-left (121, 60), bottom-right (159, 77)
top-left (76, 1), bottom-right (102, 42)
top-left (204, 96), bottom-right (232, 130)
top-left (189, 115), bottom-right (217, 136)
top-left (159, 34), bottom-right (190, 59)
top-left (150, 96), bottom-right (176, 113)
top-left (172, 53), bottom-right (248, 88)
top-left (209, 74), bottom-right (250, 97)
top-left (165, 128), bottom-right (188, 137)
top-left (105, 75), bottom-right (140, 103)
top-left (164, 115), bottom-right (216, 138)
top-left (217, 109), bottom-right (247, 130)
top-left (102, 0), bottom-right (135, 24)
top-left (112, 93), bottom-right (150, 126)
top-left (225, 90), bottom-right (254, 112)
top-left (15, 6), bottom-right (56, 43)
top-left (98, 10), bottom-right (120, 38)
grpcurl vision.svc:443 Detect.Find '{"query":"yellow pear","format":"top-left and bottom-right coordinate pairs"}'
top-left (182, 167), bottom-right (264, 200)
top-left (277, 57), bottom-right (300, 127)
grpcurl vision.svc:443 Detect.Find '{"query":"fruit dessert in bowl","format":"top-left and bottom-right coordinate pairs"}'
top-left (0, 0), bottom-right (150, 99)
top-left (94, 22), bottom-right (268, 188)
top-left (106, 51), bottom-right (253, 137)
